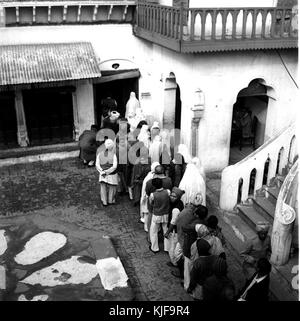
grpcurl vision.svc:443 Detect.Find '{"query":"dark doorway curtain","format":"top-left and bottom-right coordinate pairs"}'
top-left (0, 92), bottom-right (18, 149)
top-left (23, 87), bottom-right (74, 146)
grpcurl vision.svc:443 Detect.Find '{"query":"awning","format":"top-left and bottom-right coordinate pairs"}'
top-left (0, 42), bottom-right (102, 87)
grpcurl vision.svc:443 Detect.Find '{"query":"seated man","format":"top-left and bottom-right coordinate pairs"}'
top-left (240, 221), bottom-right (271, 280)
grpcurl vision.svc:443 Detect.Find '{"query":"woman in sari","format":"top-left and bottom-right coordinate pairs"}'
top-left (179, 152), bottom-right (206, 206)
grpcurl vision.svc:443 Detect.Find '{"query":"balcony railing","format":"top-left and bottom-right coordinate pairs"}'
top-left (134, 2), bottom-right (298, 53)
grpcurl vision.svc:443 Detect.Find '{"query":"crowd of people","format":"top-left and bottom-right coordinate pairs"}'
top-left (78, 92), bottom-right (273, 301)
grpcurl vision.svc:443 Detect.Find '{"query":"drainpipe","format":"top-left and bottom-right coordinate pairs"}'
top-left (191, 88), bottom-right (204, 157)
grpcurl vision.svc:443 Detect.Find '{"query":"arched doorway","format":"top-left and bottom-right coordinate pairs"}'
top-left (229, 79), bottom-right (271, 165)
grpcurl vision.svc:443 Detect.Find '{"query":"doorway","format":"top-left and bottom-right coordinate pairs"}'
top-left (23, 87), bottom-right (74, 146)
top-left (94, 77), bottom-right (139, 126)
top-left (0, 92), bottom-right (18, 149)
top-left (229, 79), bottom-right (269, 165)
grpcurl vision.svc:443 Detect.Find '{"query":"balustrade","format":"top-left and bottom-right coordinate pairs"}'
top-left (220, 123), bottom-right (297, 211)
top-left (135, 1), bottom-right (298, 53)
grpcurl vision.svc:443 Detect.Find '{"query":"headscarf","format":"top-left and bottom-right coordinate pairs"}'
top-left (151, 161), bottom-right (160, 173)
top-left (126, 92), bottom-right (140, 119)
top-left (177, 144), bottom-right (192, 164)
top-left (195, 224), bottom-right (209, 238)
top-left (137, 124), bottom-right (150, 149)
top-left (104, 139), bottom-right (115, 151)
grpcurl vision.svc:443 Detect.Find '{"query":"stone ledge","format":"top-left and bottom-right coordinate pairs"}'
top-left (0, 142), bottom-right (80, 167)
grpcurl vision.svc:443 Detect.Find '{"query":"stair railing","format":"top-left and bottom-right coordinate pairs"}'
top-left (220, 122), bottom-right (297, 211)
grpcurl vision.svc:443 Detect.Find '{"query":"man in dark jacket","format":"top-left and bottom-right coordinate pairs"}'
top-left (238, 257), bottom-right (272, 301)
top-left (78, 125), bottom-right (98, 167)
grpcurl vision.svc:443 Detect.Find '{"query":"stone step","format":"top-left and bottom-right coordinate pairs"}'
top-left (221, 211), bottom-right (298, 301)
top-left (263, 185), bottom-right (280, 206)
top-left (270, 261), bottom-right (299, 301)
top-left (222, 212), bottom-right (257, 249)
top-left (237, 204), bottom-right (272, 231)
top-left (252, 196), bottom-right (275, 222)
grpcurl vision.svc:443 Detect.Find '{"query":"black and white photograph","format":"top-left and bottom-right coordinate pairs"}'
top-left (0, 0), bottom-right (298, 309)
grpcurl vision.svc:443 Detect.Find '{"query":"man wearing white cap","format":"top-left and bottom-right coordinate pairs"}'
top-left (240, 221), bottom-right (272, 280)
top-left (96, 139), bottom-right (118, 206)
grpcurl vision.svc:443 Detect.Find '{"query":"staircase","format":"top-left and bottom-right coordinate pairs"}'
top-left (221, 167), bottom-right (298, 301)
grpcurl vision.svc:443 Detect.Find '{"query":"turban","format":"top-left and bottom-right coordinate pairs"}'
top-left (151, 121), bottom-right (160, 130)
top-left (190, 192), bottom-right (203, 206)
top-left (170, 187), bottom-right (185, 199)
top-left (195, 224), bottom-right (209, 238)
top-left (256, 221), bottom-right (270, 233)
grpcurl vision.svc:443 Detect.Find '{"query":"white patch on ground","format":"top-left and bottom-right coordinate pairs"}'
top-left (15, 231), bottom-right (67, 265)
top-left (21, 256), bottom-right (98, 287)
top-left (0, 265), bottom-right (6, 290)
top-left (18, 294), bottom-right (49, 301)
top-left (96, 257), bottom-right (128, 291)
top-left (0, 230), bottom-right (7, 256)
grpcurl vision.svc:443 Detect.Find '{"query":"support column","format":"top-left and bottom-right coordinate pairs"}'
top-left (15, 90), bottom-right (29, 147)
top-left (190, 88), bottom-right (205, 157)
top-left (72, 92), bottom-right (80, 141)
top-left (76, 80), bottom-right (95, 137)
top-left (0, 5), bottom-right (5, 27)
top-left (163, 73), bottom-right (177, 131)
top-left (191, 118), bottom-right (200, 157)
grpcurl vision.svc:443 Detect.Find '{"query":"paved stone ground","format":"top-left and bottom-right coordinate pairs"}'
top-left (0, 158), bottom-right (245, 301)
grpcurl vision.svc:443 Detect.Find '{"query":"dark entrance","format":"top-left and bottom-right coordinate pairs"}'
top-left (23, 87), bottom-right (74, 146)
top-left (94, 77), bottom-right (138, 126)
top-left (175, 85), bottom-right (182, 130)
top-left (0, 92), bottom-right (18, 149)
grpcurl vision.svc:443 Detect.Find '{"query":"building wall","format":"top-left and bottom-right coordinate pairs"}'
top-left (0, 24), bottom-right (297, 171)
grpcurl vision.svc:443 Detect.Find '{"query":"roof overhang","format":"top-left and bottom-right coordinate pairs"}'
top-left (0, 42), bottom-right (102, 88)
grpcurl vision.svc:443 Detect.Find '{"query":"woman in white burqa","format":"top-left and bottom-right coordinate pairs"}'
top-left (177, 144), bottom-right (206, 206)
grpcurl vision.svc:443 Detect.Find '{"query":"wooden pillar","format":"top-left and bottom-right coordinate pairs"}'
top-left (72, 92), bottom-right (80, 141)
top-left (14, 90), bottom-right (29, 147)
top-left (0, 5), bottom-right (5, 27)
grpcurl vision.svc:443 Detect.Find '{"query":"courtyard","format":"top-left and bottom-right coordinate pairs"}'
top-left (0, 157), bottom-right (245, 301)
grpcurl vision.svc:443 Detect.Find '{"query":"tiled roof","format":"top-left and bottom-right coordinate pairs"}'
top-left (0, 42), bottom-right (101, 86)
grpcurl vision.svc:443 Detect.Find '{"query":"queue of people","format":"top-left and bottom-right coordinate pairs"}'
top-left (78, 91), bottom-right (273, 302)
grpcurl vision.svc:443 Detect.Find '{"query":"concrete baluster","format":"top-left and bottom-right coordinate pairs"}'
top-left (241, 173), bottom-right (250, 203)
top-left (254, 167), bottom-right (264, 195)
